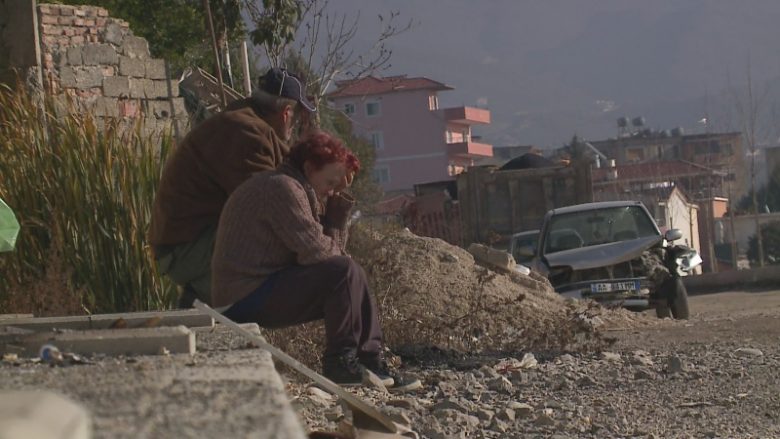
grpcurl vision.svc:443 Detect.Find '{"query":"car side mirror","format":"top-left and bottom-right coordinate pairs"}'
top-left (516, 246), bottom-right (535, 258)
top-left (665, 229), bottom-right (683, 242)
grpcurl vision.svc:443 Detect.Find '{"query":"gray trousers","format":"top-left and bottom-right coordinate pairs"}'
top-left (155, 224), bottom-right (217, 305)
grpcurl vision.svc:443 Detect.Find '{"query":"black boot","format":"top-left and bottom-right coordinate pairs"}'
top-left (359, 352), bottom-right (421, 392)
top-left (322, 350), bottom-right (364, 386)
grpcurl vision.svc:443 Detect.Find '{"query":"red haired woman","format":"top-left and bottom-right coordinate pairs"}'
top-left (211, 131), bottom-right (418, 389)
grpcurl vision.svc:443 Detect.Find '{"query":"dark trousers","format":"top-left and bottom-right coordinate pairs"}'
top-left (224, 256), bottom-right (383, 357)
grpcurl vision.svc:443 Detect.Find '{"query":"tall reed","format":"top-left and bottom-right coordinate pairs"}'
top-left (0, 84), bottom-right (176, 313)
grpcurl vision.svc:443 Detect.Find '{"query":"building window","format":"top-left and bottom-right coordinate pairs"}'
top-left (445, 130), bottom-right (453, 143)
top-left (428, 94), bottom-right (439, 110)
top-left (365, 100), bottom-right (381, 117)
top-left (372, 167), bottom-right (390, 184)
top-left (369, 131), bottom-right (384, 150)
top-left (343, 102), bottom-right (355, 115)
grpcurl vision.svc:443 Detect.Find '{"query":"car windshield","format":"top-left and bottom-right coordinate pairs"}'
top-left (544, 206), bottom-right (659, 254)
top-left (511, 232), bottom-right (539, 263)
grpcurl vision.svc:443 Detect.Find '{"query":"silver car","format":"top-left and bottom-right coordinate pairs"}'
top-left (524, 201), bottom-right (700, 318)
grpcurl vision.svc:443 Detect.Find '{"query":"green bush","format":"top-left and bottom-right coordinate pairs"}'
top-left (0, 84), bottom-right (176, 314)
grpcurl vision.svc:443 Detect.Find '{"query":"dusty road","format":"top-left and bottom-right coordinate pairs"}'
top-left (294, 289), bottom-right (780, 438)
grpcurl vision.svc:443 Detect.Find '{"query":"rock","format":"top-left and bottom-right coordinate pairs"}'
top-left (634, 367), bottom-right (656, 380)
top-left (439, 252), bottom-right (459, 263)
top-left (558, 354), bottom-right (575, 364)
top-left (735, 348), bottom-right (764, 358)
top-left (496, 408), bottom-right (515, 422)
top-left (387, 411), bottom-right (412, 427)
top-left (306, 386), bottom-right (334, 407)
top-left (535, 413), bottom-right (556, 427)
top-left (386, 399), bottom-right (417, 410)
top-left (478, 365), bottom-right (500, 379)
top-left (667, 356), bottom-right (686, 374)
top-left (577, 375), bottom-right (598, 387)
top-left (474, 407), bottom-right (495, 422)
top-left (324, 405), bottom-right (343, 422)
top-left (431, 399), bottom-right (469, 414)
top-left (509, 370), bottom-right (527, 385)
top-left (518, 352), bottom-right (538, 369)
top-left (631, 350), bottom-right (654, 366)
top-left (436, 381), bottom-right (458, 397)
top-left (601, 352), bottom-right (622, 362)
top-left (490, 418), bottom-right (510, 433)
top-left (508, 402), bottom-right (534, 418)
top-left (487, 376), bottom-right (513, 393)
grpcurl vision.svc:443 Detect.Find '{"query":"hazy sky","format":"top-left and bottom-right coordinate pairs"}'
top-left (300, 0), bottom-right (780, 147)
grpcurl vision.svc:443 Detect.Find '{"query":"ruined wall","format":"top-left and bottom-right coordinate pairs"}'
top-left (35, 2), bottom-right (187, 136)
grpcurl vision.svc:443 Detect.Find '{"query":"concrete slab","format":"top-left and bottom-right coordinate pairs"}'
top-left (0, 309), bottom-right (213, 332)
top-left (0, 325), bottom-right (195, 357)
top-left (0, 390), bottom-right (91, 439)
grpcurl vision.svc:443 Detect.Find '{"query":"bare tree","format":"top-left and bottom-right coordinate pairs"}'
top-left (244, 0), bottom-right (414, 100)
top-left (731, 58), bottom-right (772, 267)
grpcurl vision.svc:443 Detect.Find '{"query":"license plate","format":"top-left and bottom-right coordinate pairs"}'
top-left (590, 281), bottom-right (640, 293)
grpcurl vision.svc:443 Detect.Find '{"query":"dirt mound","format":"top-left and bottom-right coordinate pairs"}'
top-left (348, 227), bottom-right (644, 353)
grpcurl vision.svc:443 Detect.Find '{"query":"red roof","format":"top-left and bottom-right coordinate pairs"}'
top-left (592, 160), bottom-right (718, 183)
top-left (326, 75), bottom-right (453, 98)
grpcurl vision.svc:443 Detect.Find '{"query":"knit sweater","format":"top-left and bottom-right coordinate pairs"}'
top-left (211, 163), bottom-right (351, 307)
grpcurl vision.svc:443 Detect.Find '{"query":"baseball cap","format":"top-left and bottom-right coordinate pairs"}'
top-left (258, 67), bottom-right (316, 112)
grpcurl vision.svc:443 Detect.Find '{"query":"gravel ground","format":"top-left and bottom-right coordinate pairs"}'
top-left (1, 290), bottom-right (779, 438)
top-left (292, 290), bottom-right (780, 439)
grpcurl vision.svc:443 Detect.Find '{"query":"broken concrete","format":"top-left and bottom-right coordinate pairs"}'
top-left (0, 325), bottom-right (195, 357)
top-left (0, 309), bottom-right (213, 332)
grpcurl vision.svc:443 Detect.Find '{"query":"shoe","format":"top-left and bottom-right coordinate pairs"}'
top-left (360, 353), bottom-right (422, 392)
top-left (177, 284), bottom-right (198, 309)
top-left (322, 350), bottom-right (365, 386)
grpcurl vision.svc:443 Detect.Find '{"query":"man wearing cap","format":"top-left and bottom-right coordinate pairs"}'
top-left (149, 68), bottom-right (316, 308)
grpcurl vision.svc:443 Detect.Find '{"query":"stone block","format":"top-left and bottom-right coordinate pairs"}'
top-left (59, 67), bottom-right (77, 87)
top-left (121, 36), bottom-right (149, 59)
top-left (118, 99), bottom-right (141, 118)
top-left (93, 97), bottom-right (119, 117)
top-left (0, 309), bottom-right (213, 332)
top-left (74, 8), bottom-right (86, 17)
top-left (60, 6), bottom-right (75, 16)
top-left (41, 14), bottom-right (59, 25)
top-left (119, 56), bottom-right (144, 77)
top-left (145, 100), bottom-right (174, 119)
top-left (145, 58), bottom-right (166, 79)
top-left (74, 67), bottom-right (103, 89)
top-left (171, 97), bottom-right (187, 118)
top-left (102, 76), bottom-right (129, 97)
top-left (66, 46), bottom-right (83, 66)
top-left (0, 391), bottom-right (91, 439)
top-left (81, 44), bottom-right (117, 66)
top-left (152, 79), bottom-right (179, 99)
top-left (142, 78), bottom-right (157, 99)
top-left (128, 78), bottom-right (146, 99)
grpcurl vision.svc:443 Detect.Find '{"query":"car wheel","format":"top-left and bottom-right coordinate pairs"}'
top-left (669, 277), bottom-right (690, 320)
top-left (655, 277), bottom-right (689, 320)
top-left (655, 303), bottom-right (672, 319)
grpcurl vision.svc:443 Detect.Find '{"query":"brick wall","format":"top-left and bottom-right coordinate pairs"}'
top-left (36, 2), bottom-right (187, 136)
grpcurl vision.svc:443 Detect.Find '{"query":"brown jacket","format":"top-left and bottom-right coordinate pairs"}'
top-left (211, 163), bottom-right (352, 307)
top-left (148, 98), bottom-right (288, 247)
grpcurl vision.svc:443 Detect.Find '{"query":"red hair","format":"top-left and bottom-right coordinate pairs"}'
top-left (288, 130), bottom-right (361, 173)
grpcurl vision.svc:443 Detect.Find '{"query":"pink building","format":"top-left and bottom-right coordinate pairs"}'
top-left (327, 75), bottom-right (492, 193)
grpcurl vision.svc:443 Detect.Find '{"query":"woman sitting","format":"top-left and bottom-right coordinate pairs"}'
top-left (211, 130), bottom-right (417, 389)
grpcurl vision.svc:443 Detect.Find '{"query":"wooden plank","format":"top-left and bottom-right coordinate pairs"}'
top-left (193, 300), bottom-right (398, 434)
top-left (0, 309), bottom-right (213, 332)
top-left (0, 325), bottom-right (195, 357)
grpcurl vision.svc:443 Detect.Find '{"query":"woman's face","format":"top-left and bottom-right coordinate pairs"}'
top-left (304, 161), bottom-right (348, 199)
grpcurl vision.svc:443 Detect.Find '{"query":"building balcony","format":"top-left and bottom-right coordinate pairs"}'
top-left (443, 106), bottom-right (491, 125)
top-left (447, 141), bottom-right (493, 158)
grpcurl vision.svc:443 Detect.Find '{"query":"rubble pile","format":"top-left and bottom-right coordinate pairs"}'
top-left (348, 227), bottom-right (645, 353)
